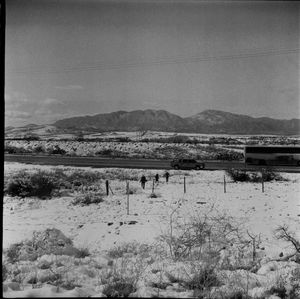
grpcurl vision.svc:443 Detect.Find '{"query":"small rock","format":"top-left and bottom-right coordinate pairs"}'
top-left (279, 252), bottom-right (284, 257)
top-left (107, 222), bottom-right (113, 226)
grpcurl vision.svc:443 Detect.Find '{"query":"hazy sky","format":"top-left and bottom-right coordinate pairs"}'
top-left (5, 0), bottom-right (300, 127)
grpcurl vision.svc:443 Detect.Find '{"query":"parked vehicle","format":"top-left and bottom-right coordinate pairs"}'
top-left (171, 158), bottom-right (205, 170)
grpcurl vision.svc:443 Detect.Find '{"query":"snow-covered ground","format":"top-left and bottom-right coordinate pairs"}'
top-left (3, 162), bottom-right (300, 298)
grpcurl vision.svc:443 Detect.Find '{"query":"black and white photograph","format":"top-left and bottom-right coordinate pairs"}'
top-left (3, 0), bottom-right (300, 297)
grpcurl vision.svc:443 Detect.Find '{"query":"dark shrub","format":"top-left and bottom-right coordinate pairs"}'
top-left (2, 264), bottom-right (8, 281)
top-left (102, 281), bottom-right (136, 297)
top-left (48, 145), bottom-right (66, 155)
top-left (226, 169), bottom-right (250, 182)
top-left (5, 229), bottom-right (88, 263)
top-left (6, 243), bottom-right (23, 263)
top-left (226, 168), bottom-right (286, 183)
top-left (29, 174), bottom-right (56, 197)
top-left (261, 168), bottom-right (283, 182)
top-left (23, 134), bottom-right (40, 141)
top-left (5, 145), bottom-right (31, 154)
top-left (96, 149), bottom-right (113, 156)
top-left (75, 247), bottom-right (91, 258)
top-left (6, 171), bottom-right (57, 198)
top-left (33, 145), bottom-right (45, 153)
top-left (215, 151), bottom-right (244, 161)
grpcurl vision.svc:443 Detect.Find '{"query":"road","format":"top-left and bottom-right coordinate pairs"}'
top-left (4, 154), bottom-right (300, 173)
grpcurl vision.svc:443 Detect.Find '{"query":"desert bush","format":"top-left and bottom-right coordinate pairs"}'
top-left (47, 145), bottom-right (66, 155)
top-left (226, 169), bottom-right (251, 182)
top-left (6, 243), bottom-right (24, 263)
top-left (165, 264), bottom-right (221, 297)
top-left (288, 268), bottom-right (300, 297)
top-left (75, 247), bottom-right (91, 258)
top-left (102, 281), bottom-right (136, 297)
top-left (261, 168), bottom-right (285, 182)
top-left (96, 149), bottom-right (114, 156)
top-left (100, 256), bottom-right (146, 297)
top-left (5, 170), bottom-right (57, 198)
top-left (48, 169), bottom-right (104, 190)
top-left (71, 192), bottom-right (104, 206)
top-left (196, 145), bottom-right (244, 161)
top-left (214, 151), bottom-right (244, 161)
top-left (5, 145), bottom-right (31, 154)
top-left (23, 134), bottom-right (40, 141)
top-left (274, 225), bottom-right (300, 253)
top-left (159, 205), bottom-right (257, 272)
top-left (33, 145), bottom-right (45, 153)
top-left (226, 168), bottom-right (285, 183)
top-left (60, 279), bottom-right (82, 290)
top-left (2, 264), bottom-right (8, 281)
top-left (4, 229), bottom-right (87, 263)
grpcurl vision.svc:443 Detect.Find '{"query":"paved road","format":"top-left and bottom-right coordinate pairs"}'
top-left (4, 154), bottom-right (300, 173)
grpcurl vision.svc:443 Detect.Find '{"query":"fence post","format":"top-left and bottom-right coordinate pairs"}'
top-left (126, 181), bottom-right (130, 215)
top-left (152, 179), bottom-right (155, 193)
top-left (106, 180), bottom-right (109, 196)
top-left (224, 175), bottom-right (226, 193)
top-left (184, 176), bottom-right (186, 194)
top-left (261, 173), bottom-right (264, 193)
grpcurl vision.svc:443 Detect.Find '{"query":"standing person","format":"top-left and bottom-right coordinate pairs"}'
top-left (155, 173), bottom-right (159, 183)
top-left (165, 171), bottom-right (170, 183)
top-left (140, 175), bottom-right (147, 189)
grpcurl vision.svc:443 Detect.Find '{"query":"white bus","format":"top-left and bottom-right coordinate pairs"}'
top-left (244, 146), bottom-right (300, 166)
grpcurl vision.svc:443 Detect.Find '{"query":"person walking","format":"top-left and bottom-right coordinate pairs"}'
top-left (140, 175), bottom-right (147, 189)
top-left (155, 173), bottom-right (159, 184)
top-left (165, 171), bottom-right (170, 183)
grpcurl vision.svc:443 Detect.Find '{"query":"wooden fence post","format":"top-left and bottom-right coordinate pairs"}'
top-left (152, 179), bottom-right (155, 193)
top-left (126, 181), bottom-right (130, 215)
top-left (184, 176), bottom-right (186, 194)
top-left (224, 175), bottom-right (226, 193)
top-left (261, 174), bottom-right (264, 193)
top-left (106, 180), bottom-right (109, 196)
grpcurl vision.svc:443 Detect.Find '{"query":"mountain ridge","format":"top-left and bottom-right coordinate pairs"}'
top-left (51, 109), bottom-right (300, 135)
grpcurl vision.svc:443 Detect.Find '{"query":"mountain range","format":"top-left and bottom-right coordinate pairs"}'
top-left (5, 109), bottom-right (300, 136)
top-left (52, 109), bottom-right (300, 135)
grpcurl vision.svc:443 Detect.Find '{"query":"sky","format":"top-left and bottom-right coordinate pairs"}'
top-left (5, 0), bottom-right (300, 127)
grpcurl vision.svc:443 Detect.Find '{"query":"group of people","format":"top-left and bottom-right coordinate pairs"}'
top-left (140, 171), bottom-right (170, 189)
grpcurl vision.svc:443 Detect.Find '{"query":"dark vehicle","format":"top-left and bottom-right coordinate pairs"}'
top-left (244, 146), bottom-right (300, 166)
top-left (171, 158), bottom-right (205, 170)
